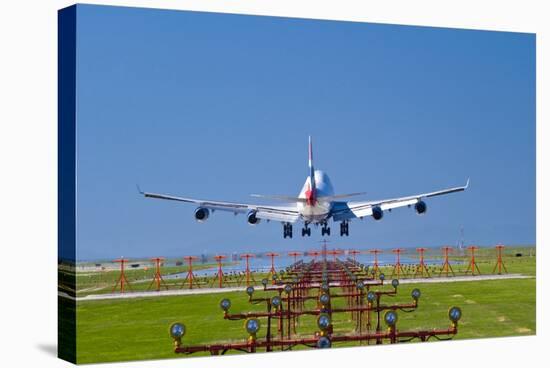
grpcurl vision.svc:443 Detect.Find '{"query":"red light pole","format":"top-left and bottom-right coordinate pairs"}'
top-left (390, 248), bottom-right (406, 279)
top-left (214, 255), bottom-right (227, 288)
top-left (288, 251), bottom-right (302, 265)
top-left (307, 250), bottom-right (320, 262)
top-left (240, 253), bottom-right (256, 286)
top-left (265, 252), bottom-right (279, 277)
top-left (348, 249), bottom-right (361, 263)
top-left (148, 257), bottom-right (168, 291)
top-left (182, 256), bottom-right (199, 289)
top-left (439, 247), bottom-right (455, 277)
top-left (112, 258), bottom-right (132, 293)
top-left (464, 246), bottom-right (481, 276)
top-left (492, 244), bottom-right (508, 275)
top-left (369, 249), bottom-right (382, 276)
top-left (414, 248), bottom-right (431, 278)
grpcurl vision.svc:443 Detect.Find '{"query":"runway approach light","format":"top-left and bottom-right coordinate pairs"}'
top-left (317, 336), bottom-right (332, 349)
top-left (220, 298), bottom-right (232, 312)
top-left (384, 311), bottom-right (398, 327)
top-left (319, 293), bottom-right (330, 307)
top-left (170, 322), bottom-right (186, 339)
top-left (411, 288), bottom-right (421, 301)
top-left (356, 280), bottom-right (365, 290)
top-left (448, 306), bottom-right (462, 323)
top-left (284, 284), bottom-right (293, 294)
top-left (367, 291), bottom-right (376, 303)
top-left (391, 279), bottom-right (399, 288)
top-left (272, 274), bottom-right (278, 281)
top-left (379, 273), bottom-right (386, 281)
top-left (245, 318), bottom-right (261, 335)
top-left (261, 278), bottom-right (268, 287)
top-left (246, 286), bottom-right (255, 297)
top-left (317, 314), bottom-right (331, 331)
top-left (271, 295), bottom-right (282, 309)
top-left (292, 277), bottom-right (299, 284)
top-left (321, 283), bottom-right (330, 292)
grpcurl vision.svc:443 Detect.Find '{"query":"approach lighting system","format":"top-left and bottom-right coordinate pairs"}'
top-left (379, 273), bottom-right (385, 281)
top-left (220, 298), bottom-right (232, 312)
top-left (170, 256), bottom-right (462, 355)
top-left (245, 318), bottom-right (261, 335)
top-left (449, 306), bottom-right (462, 323)
top-left (384, 311), bottom-right (398, 327)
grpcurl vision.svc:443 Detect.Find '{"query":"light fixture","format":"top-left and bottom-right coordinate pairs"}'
top-left (246, 286), bottom-right (255, 296)
top-left (367, 291), bottom-right (376, 303)
top-left (169, 322), bottom-right (186, 339)
top-left (316, 336), bottom-right (331, 349)
top-left (319, 293), bottom-right (330, 306)
top-left (245, 318), bottom-right (260, 335)
top-left (220, 298), bottom-right (231, 312)
top-left (448, 306), bottom-right (462, 323)
top-left (384, 311), bottom-right (398, 327)
top-left (317, 314), bottom-right (331, 331)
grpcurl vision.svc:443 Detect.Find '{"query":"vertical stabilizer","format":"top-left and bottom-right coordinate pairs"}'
top-left (306, 136), bottom-right (317, 205)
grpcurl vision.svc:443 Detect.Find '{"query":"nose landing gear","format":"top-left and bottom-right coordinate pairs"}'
top-left (301, 223), bottom-right (311, 237)
top-left (340, 221), bottom-right (349, 236)
top-left (283, 223), bottom-right (293, 238)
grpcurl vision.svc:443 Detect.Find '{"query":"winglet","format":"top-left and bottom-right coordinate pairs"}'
top-left (464, 178), bottom-right (470, 189)
top-left (136, 184), bottom-right (144, 195)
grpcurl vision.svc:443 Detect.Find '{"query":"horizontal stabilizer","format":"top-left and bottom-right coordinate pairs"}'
top-left (250, 194), bottom-right (307, 203)
top-left (319, 192), bottom-right (367, 201)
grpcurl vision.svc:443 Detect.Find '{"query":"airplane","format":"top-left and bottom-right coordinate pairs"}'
top-left (139, 137), bottom-right (469, 238)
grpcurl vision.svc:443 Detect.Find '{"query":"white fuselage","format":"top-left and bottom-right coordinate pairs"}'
top-left (297, 170), bottom-right (334, 223)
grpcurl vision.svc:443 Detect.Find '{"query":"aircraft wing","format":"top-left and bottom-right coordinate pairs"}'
top-left (139, 189), bottom-right (301, 223)
top-left (331, 179), bottom-right (469, 221)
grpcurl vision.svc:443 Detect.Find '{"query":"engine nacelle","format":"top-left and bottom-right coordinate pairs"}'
top-left (247, 210), bottom-right (261, 225)
top-left (415, 200), bottom-right (427, 215)
top-left (194, 207), bottom-right (210, 222)
top-left (372, 206), bottom-right (383, 221)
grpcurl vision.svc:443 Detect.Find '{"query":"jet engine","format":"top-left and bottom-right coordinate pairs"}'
top-left (194, 207), bottom-right (210, 222)
top-left (247, 210), bottom-right (261, 225)
top-left (372, 206), bottom-right (383, 221)
top-left (415, 200), bottom-right (427, 214)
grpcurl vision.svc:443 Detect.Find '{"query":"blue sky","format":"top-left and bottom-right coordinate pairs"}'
top-left (73, 5), bottom-right (535, 260)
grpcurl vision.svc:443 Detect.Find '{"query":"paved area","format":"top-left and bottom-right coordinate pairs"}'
top-left (60, 273), bottom-right (532, 302)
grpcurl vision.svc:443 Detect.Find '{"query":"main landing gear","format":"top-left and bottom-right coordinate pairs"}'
top-left (321, 222), bottom-right (331, 236)
top-left (283, 223), bottom-right (293, 238)
top-left (340, 221), bottom-right (349, 236)
top-left (301, 223), bottom-right (312, 237)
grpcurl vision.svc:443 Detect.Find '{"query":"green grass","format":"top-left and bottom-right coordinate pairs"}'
top-left (74, 253), bottom-right (536, 364)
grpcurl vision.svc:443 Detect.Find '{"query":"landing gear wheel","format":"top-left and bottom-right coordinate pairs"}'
top-left (340, 221), bottom-right (349, 236)
top-left (283, 223), bottom-right (293, 239)
top-left (302, 225), bottom-right (311, 237)
top-left (321, 223), bottom-right (331, 236)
